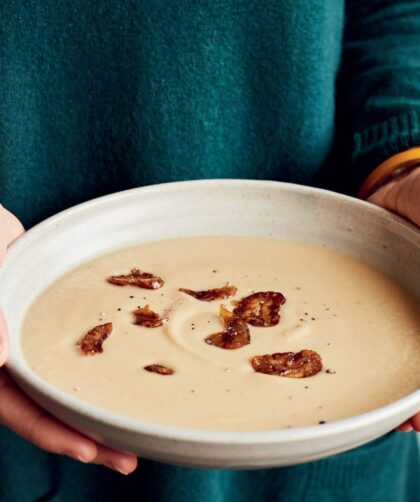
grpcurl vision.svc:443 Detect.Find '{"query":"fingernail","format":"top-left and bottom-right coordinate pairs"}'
top-left (70, 449), bottom-right (93, 463)
top-left (399, 425), bottom-right (413, 432)
top-left (110, 464), bottom-right (130, 475)
top-left (74, 454), bottom-right (90, 463)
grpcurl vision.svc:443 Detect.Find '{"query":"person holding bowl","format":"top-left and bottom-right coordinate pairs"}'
top-left (0, 1), bottom-right (419, 501)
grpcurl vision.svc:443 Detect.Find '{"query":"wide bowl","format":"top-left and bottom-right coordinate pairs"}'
top-left (1, 180), bottom-right (419, 468)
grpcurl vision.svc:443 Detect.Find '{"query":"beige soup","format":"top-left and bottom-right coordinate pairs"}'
top-left (22, 236), bottom-right (420, 430)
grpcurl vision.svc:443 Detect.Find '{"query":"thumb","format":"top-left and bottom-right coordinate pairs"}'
top-left (0, 205), bottom-right (24, 366)
top-left (0, 205), bottom-right (25, 261)
top-left (0, 309), bottom-right (9, 367)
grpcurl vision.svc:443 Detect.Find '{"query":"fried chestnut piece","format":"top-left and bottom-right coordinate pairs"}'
top-left (107, 269), bottom-right (164, 289)
top-left (133, 305), bottom-right (168, 328)
top-left (78, 323), bottom-right (113, 355)
top-left (144, 364), bottom-right (173, 375)
top-left (234, 291), bottom-right (286, 327)
top-left (205, 305), bottom-right (250, 349)
top-left (251, 350), bottom-right (322, 378)
top-left (179, 284), bottom-right (237, 301)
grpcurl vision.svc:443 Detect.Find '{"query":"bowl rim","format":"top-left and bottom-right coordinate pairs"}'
top-left (3, 179), bottom-right (420, 445)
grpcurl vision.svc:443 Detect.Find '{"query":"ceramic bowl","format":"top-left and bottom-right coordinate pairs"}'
top-left (1, 180), bottom-right (419, 468)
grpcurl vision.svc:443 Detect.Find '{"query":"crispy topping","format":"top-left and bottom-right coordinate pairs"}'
top-left (133, 305), bottom-right (167, 328)
top-left (144, 364), bottom-right (173, 375)
top-left (205, 305), bottom-right (250, 349)
top-left (251, 350), bottom-right (322, 378)
top-left (179, 284), bottom-right (237, 301)
top-left (234, 291), bottom-right (286, 327)
top-left (78, 323), bottom-right (113, 355)
top-left (107, 269), bottom-right (164, 289)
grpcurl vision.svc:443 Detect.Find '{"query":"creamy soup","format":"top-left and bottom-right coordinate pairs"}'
top-left (22, 236), bottom-right (420, 430)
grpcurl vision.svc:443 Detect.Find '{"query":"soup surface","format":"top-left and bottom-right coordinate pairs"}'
top-left (22, 236), bottom-right (420, 430)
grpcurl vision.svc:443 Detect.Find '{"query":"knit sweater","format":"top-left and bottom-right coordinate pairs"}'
top-left (1, 1), bottom-right (420, 228)
top-left (1, 1), bottom-right (420, 501)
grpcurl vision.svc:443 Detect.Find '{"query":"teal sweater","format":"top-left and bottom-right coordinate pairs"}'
top-left (2, 0), bottom-right (420, 228)
top-left (1, 1), bottom-right (420, 501)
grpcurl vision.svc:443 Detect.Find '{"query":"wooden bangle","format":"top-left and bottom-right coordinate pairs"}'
top-left (358, 147), bottom-right (420, 199)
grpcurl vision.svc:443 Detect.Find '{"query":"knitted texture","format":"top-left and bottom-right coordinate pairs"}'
top-left (338, 0), bottom-right (420, 188)
top-left (2, 1), bottom-right (419, 227)
top-left (1, 2), bottom-right (420, 501)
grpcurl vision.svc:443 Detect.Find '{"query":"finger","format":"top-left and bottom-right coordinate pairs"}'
top-left (0, 371), bottom-right (97, 459)
top-left (367, 180), bottom-right (397, 207)
top-left (383, 182), bottom-right (402, 215)
top-left (395, 168), bottom-right (420, 227)
top-left (0, 207), bottom-right (24, 364)
top-left (89, 443), bottom-right (138, 474)
top-left (0, 372), bottom-right (136, 473)
top-left (1, 205), bottom-right (25, 243)
top-left (0, 205), bottom-right (25, 258)
top-left (408, 413), bottom-right (420, 432)
top-left (397, 420), bottom-right (413, 432)
top-left (367, 167), bottom-right (420, 227)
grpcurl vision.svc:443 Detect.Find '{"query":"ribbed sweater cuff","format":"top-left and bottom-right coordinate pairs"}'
top-left (352, 110), bottom-right (420, 186)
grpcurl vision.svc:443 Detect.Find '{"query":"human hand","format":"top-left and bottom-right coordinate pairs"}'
top-left (368, 166), bottom-right (420, 228)
top-left (0, 205), bottom-right (137, 473)
top-left (367, 167), bottom-right (420, 432)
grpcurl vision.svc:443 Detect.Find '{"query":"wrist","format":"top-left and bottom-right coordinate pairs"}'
top-left (358, 147), bottom-right (420, 199)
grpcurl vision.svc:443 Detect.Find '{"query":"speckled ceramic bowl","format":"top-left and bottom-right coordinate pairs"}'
top-left (1, 180), bottom-right (419, 468)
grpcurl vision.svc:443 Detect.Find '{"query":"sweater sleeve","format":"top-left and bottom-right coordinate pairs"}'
top-left (340, 0), bottom-right (420, 186)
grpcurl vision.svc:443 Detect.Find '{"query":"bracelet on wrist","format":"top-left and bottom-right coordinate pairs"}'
top-left (358, 147), bottom-right (420, 199)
